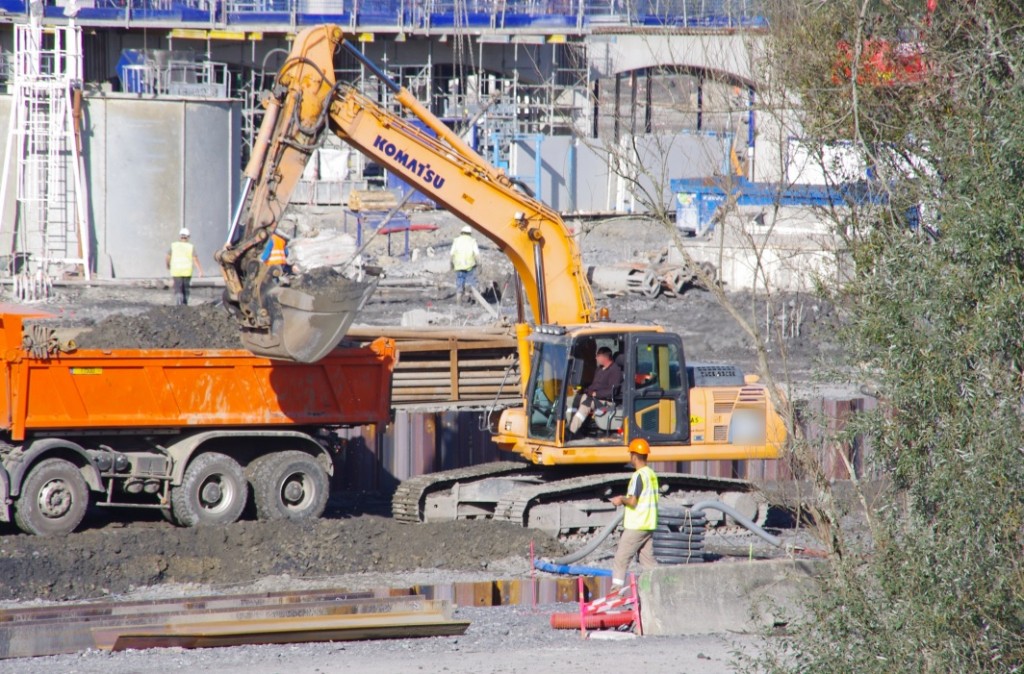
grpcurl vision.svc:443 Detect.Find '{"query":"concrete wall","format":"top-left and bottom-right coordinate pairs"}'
top-left (510, 131), bottom-right (729, 215)
top-left (589, 33), bottom-right (761, 84)
top-left (0, 93), bottom-right (239, 279)
top-left (0, 96), bottom-right (14, 259)
top-left (0, 92), bottom-right (240, 278)
top-left (616, 132), bottom-right (731, 214)
top-left (640, 559), bottom-right (823, 635)
top-left (510, 135), bottom-right (610, 213)
top-left (673, 206), bottom-right (851, 293)
top-left (83, 94), bottom-right (240, 278)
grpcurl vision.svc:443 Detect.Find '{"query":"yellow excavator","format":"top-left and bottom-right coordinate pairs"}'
top-left (218, 25), bottom-right (787, 534)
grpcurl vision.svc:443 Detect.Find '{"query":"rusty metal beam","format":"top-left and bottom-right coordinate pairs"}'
top-left (110, 620), bottom-right (469, 651)
top-left (103, 612), bottom-right (469, 652)
top-left (0, 592), bottom-right (455, 660)
top-left (0, 579), bottom-right (614, 660)
top-left (0, 588), bottom-right (382, 624)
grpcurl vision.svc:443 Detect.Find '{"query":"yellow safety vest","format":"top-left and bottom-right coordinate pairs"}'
top-left (623, 465), bottom-right (659, 531)
top-left (450, 234), bottom-right (479, 271)
top-left (169, 241), bottom-right (195, 277)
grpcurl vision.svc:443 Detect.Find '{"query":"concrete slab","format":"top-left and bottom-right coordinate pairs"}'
top-left (639, 558), bottom-right (823, 635)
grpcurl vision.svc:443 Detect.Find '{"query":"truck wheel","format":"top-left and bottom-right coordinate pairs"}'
top-left (250, 451), bottom-right (329, 521)
top-left (171, 453), bottom-right (247, 527)
top-left (14, 458), bottom-right (89, 536)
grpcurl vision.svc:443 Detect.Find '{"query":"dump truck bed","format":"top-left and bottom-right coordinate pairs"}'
top-left (0, 308), bottom-right (395, 441)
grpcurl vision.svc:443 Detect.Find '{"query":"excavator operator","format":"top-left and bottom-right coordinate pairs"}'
top-left (568, 346), bottom-right (623, 436)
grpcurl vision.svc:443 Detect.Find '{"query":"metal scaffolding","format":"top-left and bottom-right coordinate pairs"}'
top-left (0, 17), bottom-right (92, 300)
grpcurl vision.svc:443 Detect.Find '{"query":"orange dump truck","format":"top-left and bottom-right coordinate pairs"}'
top-left (0, 305), bottom-right (396, 535)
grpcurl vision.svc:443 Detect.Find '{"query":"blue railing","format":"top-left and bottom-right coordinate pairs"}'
top-left (2, 0), bottom-right (765, 30)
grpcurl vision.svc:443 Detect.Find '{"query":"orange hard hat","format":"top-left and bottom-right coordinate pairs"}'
top-left (628, 438), bottom-right (650, 456)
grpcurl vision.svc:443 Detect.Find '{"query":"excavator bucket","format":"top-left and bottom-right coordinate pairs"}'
top-left (239, 277), bottom-right (378, 363)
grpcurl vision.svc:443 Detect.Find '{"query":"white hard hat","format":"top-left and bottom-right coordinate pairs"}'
top-left (179, 227), bottom-right (190, 237)
top-left (460, 225), bottom-right (472, 234)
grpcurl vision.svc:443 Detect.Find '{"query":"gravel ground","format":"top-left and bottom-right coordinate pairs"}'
top-left (0, 602), bottom-right (761, 674)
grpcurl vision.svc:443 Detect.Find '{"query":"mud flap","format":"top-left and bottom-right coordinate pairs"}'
top-left (240, 277), bottom-right (378, 362)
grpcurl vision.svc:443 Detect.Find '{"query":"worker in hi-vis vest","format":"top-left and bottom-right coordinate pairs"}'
top-left (609, 438), bottom-right (659, 588)
top-left (449, 225), bottom-right (480, 303)
top-left (260, 232), bottom-right (290, 271)
top-left (166, 228), bottom-right (203, 306)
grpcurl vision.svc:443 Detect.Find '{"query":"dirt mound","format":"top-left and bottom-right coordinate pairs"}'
top-left (0, 517), bottom-right (565, 602)
top-left (68, 303), bottom-right (243, 350)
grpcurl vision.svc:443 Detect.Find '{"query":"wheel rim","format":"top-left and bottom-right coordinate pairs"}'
top-left (37, 478), bottom-right (73, 519)
top-left (280, 471), bottom-right (315, 511)
top-left (198, 474), bottom-right (235, 513)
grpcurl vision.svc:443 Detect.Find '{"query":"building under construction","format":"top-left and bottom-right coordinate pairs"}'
top-left (0, 0), bottom-right (815, 295)
top-left (0, 1), bottom-right (788, 287)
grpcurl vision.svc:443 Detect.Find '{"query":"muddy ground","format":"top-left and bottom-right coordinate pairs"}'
top-left (0, 513), bottom-right (564, 602)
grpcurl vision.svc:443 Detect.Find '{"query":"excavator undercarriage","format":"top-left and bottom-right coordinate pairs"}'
top-left (392, 461), bottom-right (765, 536)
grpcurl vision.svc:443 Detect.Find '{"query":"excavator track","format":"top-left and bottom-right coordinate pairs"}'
top-left (495, 472), bottom-right (754, 529)
top-left (391, 461), bottom-right (530, 523)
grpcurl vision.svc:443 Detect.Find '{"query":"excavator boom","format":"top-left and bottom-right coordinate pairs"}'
top-left (218, 24), bottom-right (595, 362)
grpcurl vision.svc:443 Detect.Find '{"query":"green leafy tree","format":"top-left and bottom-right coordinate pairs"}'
top-left (755, 1), bottom-right (1024, 671)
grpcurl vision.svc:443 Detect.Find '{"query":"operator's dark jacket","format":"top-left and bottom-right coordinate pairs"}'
top-left (587, 362), bottom-right (623, 400)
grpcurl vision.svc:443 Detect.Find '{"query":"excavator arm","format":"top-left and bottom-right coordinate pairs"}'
top-left (219, 24), bottom-right (596, 362)
top-left (217, 25), bottom-right (370, 363)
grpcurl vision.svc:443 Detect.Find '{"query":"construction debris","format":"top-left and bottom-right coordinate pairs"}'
top-left (468, 284), bottom-right (500, 318)
top-left (0, 574), bottom-right (624, 659)
top-left (588, 264), bottom-right (660, 299)
top-left (288, 229), bottom-right (362, 275)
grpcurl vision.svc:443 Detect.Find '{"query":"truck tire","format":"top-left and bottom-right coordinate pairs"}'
top-left (250, 451), bottom-right (329, 522)
top-left (171, 453), bottom-right (247, 527)
top-left (14, 458), bottom-right (89, 536)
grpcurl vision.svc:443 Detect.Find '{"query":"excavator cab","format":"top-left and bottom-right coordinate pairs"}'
top-left (526, 327), bottom-right (691, 448)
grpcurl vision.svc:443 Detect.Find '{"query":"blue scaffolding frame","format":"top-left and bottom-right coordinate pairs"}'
top-left (0, 0), bottom-right (766, 31)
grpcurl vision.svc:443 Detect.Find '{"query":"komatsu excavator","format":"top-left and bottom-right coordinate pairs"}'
top-left (219, 25), bottom-right (788, 534)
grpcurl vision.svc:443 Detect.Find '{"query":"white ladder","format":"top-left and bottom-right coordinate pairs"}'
top-left (0, 19), bottom-right (92, 301)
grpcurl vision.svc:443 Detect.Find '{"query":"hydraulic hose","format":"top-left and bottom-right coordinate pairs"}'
top-left (540, 501), bottom-right (825, 573)
top-left (691, 500), bottom-right (781, 547)
top-left (536, 512), bottom-right (622, 569)
top-left (550, 511), bottom-right (624, 566)
top-left (691, 500), bottom-right (827, 558)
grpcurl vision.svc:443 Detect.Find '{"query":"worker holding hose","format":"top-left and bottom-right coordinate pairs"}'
top-left (609, 438), bottom-right (659, 589)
